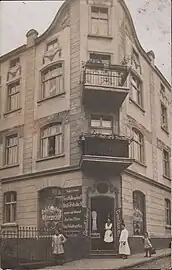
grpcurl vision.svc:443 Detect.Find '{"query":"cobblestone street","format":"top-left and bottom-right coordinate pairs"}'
top-left (132, 256), bottom-right (171, 269)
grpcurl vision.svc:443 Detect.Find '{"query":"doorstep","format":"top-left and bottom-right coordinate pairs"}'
top-left (43, 248), bottom-right (170, 270)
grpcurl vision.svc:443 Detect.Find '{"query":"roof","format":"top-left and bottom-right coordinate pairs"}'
top-left (0, 0), bottom-right (171, 89)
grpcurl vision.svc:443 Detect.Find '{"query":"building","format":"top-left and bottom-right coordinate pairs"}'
top-left (0, 0), bottom-right (171, 259)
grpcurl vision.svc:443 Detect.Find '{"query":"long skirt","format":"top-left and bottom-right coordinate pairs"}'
top-left (119, 241), bottom-right (130, 255)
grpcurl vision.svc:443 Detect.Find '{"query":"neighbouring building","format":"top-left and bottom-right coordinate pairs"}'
top-left (0, 0), bottom-right (171, 260)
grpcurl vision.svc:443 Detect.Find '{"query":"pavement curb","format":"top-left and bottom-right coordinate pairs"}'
top-left (62, 252), bottom-right (170, 270)
top-left (114, 252), bottom-right (171, 270)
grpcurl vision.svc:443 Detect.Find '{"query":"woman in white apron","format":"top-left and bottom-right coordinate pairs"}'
top-left (104, 218), bottom-right (113, 250)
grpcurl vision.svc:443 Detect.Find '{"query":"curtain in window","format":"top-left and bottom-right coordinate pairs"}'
top-left (41, 138), bottom-right (48, 157)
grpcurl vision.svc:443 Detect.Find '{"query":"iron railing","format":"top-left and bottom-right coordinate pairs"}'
top-left (84, 64), bottom-right (129, 88)
top-left (0, 227), bottom-right (52, 269)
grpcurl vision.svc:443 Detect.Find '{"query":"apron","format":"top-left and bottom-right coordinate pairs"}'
top-left (104, 223), bottom-right (113, 243)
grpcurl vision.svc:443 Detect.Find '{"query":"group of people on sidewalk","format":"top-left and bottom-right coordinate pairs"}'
top-left (52, 222), bottom-right (155, 266)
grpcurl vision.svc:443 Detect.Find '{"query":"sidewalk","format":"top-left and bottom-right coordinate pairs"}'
top-left (43, 248), bottom-right (170, 270)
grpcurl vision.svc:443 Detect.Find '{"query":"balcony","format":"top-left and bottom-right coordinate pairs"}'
top-left (79, 133), bottom-right (133, 174)
top-left (83, 63), bottom-right (130, 111)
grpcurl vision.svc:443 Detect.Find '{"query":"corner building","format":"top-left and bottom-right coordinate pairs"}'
top-left (0, 0), bottom-right (171, 259)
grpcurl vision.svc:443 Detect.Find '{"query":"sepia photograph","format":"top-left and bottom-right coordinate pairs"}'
top-left (0, 0), bottom-right (171, 269)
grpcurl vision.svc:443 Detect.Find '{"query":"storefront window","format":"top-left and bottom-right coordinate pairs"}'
top-left (133, 190), bottom-right (146, 235)
top-left (39, 187), bottom-right (63, 232)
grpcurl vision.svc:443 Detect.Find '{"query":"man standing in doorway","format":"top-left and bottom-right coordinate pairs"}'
top-left (119, 223), bottom-right (130, 259)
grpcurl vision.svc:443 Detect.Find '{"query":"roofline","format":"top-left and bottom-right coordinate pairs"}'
top-left (36, 0), bottom-right (68, 44)
top-left (120, 0), bottom-right (171, 90)
top-left (0, 44), bottom-right (26, 63)
top-left (0, 0), bottom-right (171, 89)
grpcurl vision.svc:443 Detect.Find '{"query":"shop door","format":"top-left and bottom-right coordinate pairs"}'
top-left (90, 196), bottom-right (115, 251)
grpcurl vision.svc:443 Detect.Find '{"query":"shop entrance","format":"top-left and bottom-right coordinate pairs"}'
top-left (90, 196), bottom-right (115, 251)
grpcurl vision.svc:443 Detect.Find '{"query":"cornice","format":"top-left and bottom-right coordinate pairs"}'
top-left (1, 163), bottom-right (171, 193)
top-left (125, 169), bottom-right (171, 192)
top-left (0, 165), bottom-right (80, 184)
top-left (35, 0), bottom-right (69, 44)
top-left (0, 45), bottom-right (26, 63)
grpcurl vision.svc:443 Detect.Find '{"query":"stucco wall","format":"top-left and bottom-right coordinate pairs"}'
top-left (122, 172), bottom-right (171, 238)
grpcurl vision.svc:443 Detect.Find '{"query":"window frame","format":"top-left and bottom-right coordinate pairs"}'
top-left (90, 5), bottom-right (109, 37)
top-left (89, 52), bottom-right (111, 65)
top-left (163, 149), bottom-right (170, 178)
top-left (41, 62), bottom-right (64, 100)
top-left (130, 73), bottom-right (143, 108)
top-left (3, 191), bottom-right (17, 224)
top-left (161, 102), bottom-right (168, 131)
top-left (165, 199), bottom-right (171, 226)
top-left (47, 39), bottom-right (58, 51)
top-left (133, 190), bottom-right (146, 236)
top-left (131, 128), bottom-right (145, 164)
top-left (5, 134), bottom-right (19, 166)
top-left (131, 49), bottom-right (141, 74)
top-left (40, 123), bottom-right (64, 159)
top-left (90, 115), bottom-right (113, 135)
top-left (10, 57), bottom-right (20, 68)
top-left (7, 79), bottom-right (21, 112)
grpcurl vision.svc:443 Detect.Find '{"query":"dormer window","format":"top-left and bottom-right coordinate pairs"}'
top-left (47, 39), bottom-right (58, 51)
top-left (10, 57), bottom-right (20, 68)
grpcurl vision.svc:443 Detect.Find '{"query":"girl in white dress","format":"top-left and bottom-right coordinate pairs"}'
top-left (104, 218), bottom-right (113, 249)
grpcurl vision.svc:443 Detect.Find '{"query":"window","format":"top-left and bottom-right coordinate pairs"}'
top-left (40, 124), bottom-right (63, 158)
top-left (4, 191), bottom-right (17, 223)
top-left (7, 80), bottom-right (20, 111)
top-left (5, 134), bottom-right (18, 165)
top-left (132, 49), bottom-right (141, 74)
top-left (91, 115), bottom-right (112, 135)
top-left (130, 74), bottom-right (142, 106)
top-left (163, 149), bottom-right (170, 178)
top-left (47, 39), bottom-right (58, 51)
top-left (89, 53), bottom-right (111, 65)
top-left (131, 128), bottom-right (144, 163)
top-left (133, 191), bottom-right (146, 235)
top-left (10, 57), bottom-right (20, 68)
top-left (161, 103), bottom-right (168, 131)
top-left (91, 6), bottom-right (109, 36)
top-left (41, 64), bottom-right (63, 99)
top-left (165, 199), bottom-right (171, 226)
top-left (160, 83), bottom-right (165, 93)
top-left (39, 187), bottom-right (63, 231)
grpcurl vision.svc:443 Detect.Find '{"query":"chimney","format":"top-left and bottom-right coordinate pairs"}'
top-left (147, 50), bottom-right (155, 66)
top-left (26, 29), bottom-right (38, 47)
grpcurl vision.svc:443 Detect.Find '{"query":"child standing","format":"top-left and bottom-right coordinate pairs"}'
top-left (52, 229), bottom-right (66, 265)
top-left (143, 232), bottom-right (152, 257)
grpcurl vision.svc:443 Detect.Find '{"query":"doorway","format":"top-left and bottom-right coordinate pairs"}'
top-left (90, 196), bottom-right (115, 251)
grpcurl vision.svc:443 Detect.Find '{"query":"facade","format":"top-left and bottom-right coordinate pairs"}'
top-left (0, 0), bottom-right (171, 258)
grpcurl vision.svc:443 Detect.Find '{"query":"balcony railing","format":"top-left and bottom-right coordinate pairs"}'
top-left (82, 63), bottom-right (130, 110)
top-left (84, 63), bottom-right (129, 89)
top-left (79, 133), bottom-right (131, 158)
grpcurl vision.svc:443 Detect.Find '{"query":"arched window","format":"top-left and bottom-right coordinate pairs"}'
top-left (133, 190), bottom-right (146, 235)
top-left (131, 128), bottom-right (144, 163)
top-left (40, 123), bottom-right (63, 158)
top-left (3, 191), bottom-right (17, 223)
top-left (41, 63), bottom-right (64, 99)
top-left (165, 199), bottom-right (171, 226)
